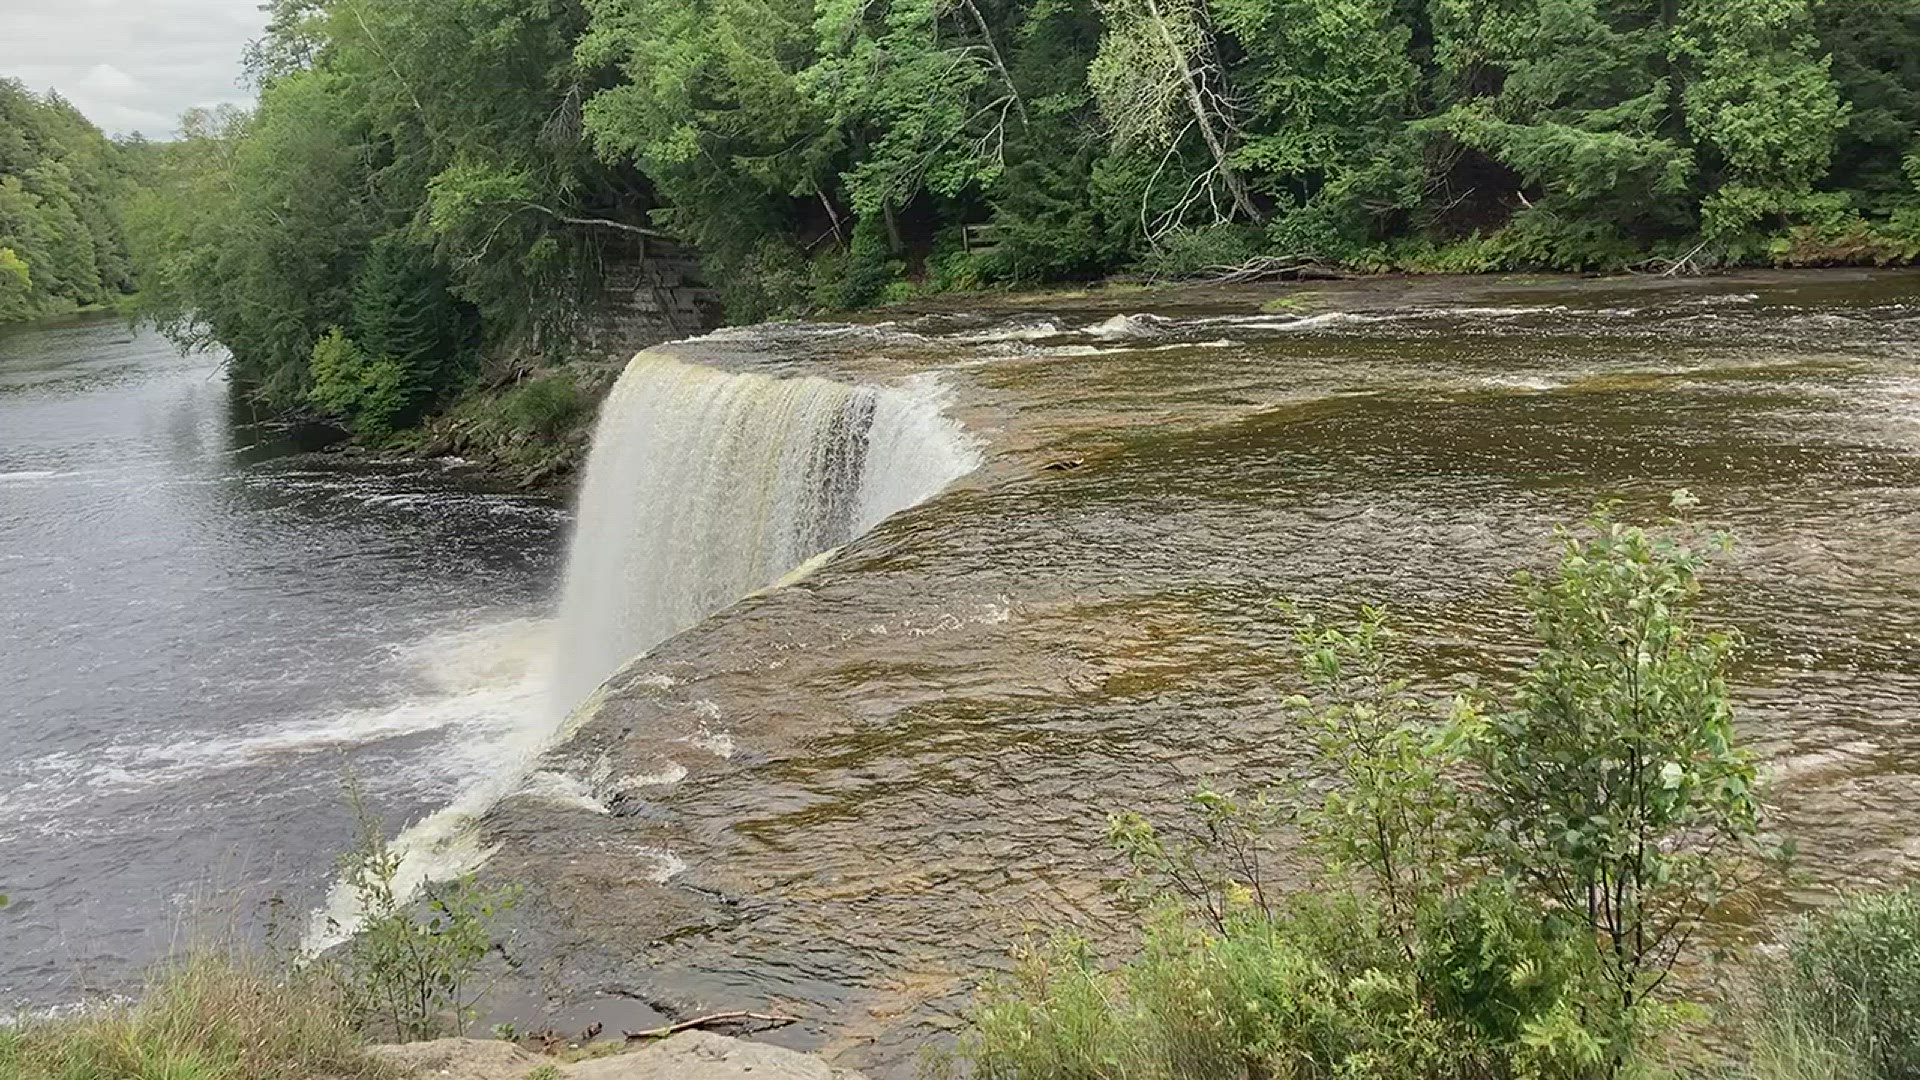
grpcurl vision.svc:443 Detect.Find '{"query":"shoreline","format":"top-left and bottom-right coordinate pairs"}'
top-left (299, 263), bottom-right (1920, 494)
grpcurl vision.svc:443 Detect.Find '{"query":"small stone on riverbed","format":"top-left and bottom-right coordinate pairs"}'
top-left (372, 1031), bottom-right (869, 1080)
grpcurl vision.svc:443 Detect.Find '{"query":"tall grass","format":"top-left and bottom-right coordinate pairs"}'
top-left (0, 952), bottom-right (395, 1080)
top-left (1751, 888), bottom-right (1920, 1080)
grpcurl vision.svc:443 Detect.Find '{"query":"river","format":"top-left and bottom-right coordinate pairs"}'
top-left (5, 275), bottom-right (1920, 1076)
top-left (477, 270), bottom-right (1920, 1075)
top-left (0, 315), bottom-right (567, 1009)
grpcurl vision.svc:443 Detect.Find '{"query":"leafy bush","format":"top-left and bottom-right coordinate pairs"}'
top-left (819, 213), bottom-right (903, 310)
top-left (331, 809), bottom-right (519, 1042)
top-left (0, 246), bottom-right (30, 322)
top-left (1138, 224), bottom-right (1266, 281)
top-left (1469, 502), bottom-right (1775, 1023)
top-left (497, 372), bottom-right (588, 442)
top-left (0, 952), bottom-right (393, 1080)
top-left (715, 237), bottom-right (816, 323)
top-left (307, 329), bottom-right (412, 438)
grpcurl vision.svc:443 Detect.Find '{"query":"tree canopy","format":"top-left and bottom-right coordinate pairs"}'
top-left (16, 0), bottom-right (1920, 427)
top-left (0, 80), bottom-right (139, 323)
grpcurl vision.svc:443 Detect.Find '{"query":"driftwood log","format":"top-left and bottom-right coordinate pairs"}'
top-left (623, 1011), bottom-right (801, 1041)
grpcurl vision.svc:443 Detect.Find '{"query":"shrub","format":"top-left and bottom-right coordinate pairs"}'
top-left (1288, 604), bottom-right (1464, 940)
top-left (0, 246), bottom-right (30, 322)
top-left (819, 213), bottom-right (901, 310)
top-left (0, 953), bottom-right (393, 1080)
top-left (1138, 224), bottom-right (1265, 281)
top-left (958, 503), bottom-right (1768, 1078)
top-left (959, 892), bottom-right (1590, 1080)
top-left (497, 372), bottom-right (587, 441)
top-left (715, 237), bottom-right (815, 323)
top-left (1466, 499), bottom-right (1776, 1027)
top-left (331, 808), bottom-right (519, 1042)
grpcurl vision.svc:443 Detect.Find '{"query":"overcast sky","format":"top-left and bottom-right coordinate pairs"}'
top-left (1, 0), bottom-right (267, 138)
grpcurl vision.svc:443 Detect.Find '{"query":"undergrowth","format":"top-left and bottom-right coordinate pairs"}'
top-left (0, 953), bottom-right (397, 1080)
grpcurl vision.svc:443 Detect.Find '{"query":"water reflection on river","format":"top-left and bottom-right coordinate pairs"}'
top-left (485, 271), bottom-right (1920, 1076)
top-left (0, 316), bottom-right (567, 1008)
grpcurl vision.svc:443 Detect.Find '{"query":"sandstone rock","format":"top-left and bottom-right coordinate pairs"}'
top-left (368, 1037), bottom-right (547, 1079)
top-left (574, 1031), bottom-right (866, 1079)
top-left (372, 1031), bottom-right (868, 1080)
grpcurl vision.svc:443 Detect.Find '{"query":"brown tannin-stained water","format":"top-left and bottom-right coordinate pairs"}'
top-left (6, 274), bottom-right (1920, 1072)
top-left (482, 270), bottom-right (1920, 1075)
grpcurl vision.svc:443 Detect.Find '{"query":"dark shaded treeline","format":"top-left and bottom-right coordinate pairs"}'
top-left (27, 0), bottom-right (1920, 438)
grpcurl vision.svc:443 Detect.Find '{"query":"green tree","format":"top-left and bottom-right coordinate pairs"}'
top-left (1812, 0), bottom-right (1920, 215)
top-left (577, 0), bottom-right (838, 278)
top-left (1088, 0), bottom-right (1262, 237)
top-left (1219, 0), bottom-right (1422, 257)
top-left (0, 79), bottom-right (138, 322)
top-left (1678, 0), bottom-right (1850, 238)
top-left (1466, 502), bottom-right (1774, 1023)
top-left (0, 245), bottom-right (30, 321)
top-left (129, 76), bottom-right (377, 408)
top-left (805, 0), bottom-right (1026, 221)
top-left (982, 0), bottom-right (1123, 280)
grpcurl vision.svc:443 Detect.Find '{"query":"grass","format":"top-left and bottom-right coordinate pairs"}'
top-left (0, 953), bottom-right (396, 1080)
top-left (1258, 291), bottom-right (1322, 314)
top-left (1748, 1007), bottom-right (1873, 1080)
top-left (1746, 887), bottom-right (1920, 1080)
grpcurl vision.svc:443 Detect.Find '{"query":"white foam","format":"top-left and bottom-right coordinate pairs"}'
top-left (163, 619), bottom-right (548, 784)
top-left (639, 847), bottom-right (687, 883)
top-left (1085, 314), bottom-right (1166, 340)
top-left (1482, 376), bottom-right (1561, 392)
top-left (304, 349), bottom-right (979, 951)
top-left (682, 727), bottom-right (735, 760)
top-left (518, 770), bottom-right (611, 814)
top-left (305, 813), bottom-right (501, 951)
top-left (956, 318), bottom-right (1067, 343)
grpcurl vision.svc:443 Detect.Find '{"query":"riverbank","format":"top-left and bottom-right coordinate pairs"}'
top-left (0, 951), bottom-right (864, 1080)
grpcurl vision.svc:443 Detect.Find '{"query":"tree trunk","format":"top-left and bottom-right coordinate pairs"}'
top-left (1143, 0), bottom-right (1262, 222)
top-left (959, 0), bottom-right (1029, 129)
top-left (882, 201), bottom-right (904, 253)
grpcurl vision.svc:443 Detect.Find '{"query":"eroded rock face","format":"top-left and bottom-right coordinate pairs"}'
top-left (371, 1032), bottom-right (869, 1080)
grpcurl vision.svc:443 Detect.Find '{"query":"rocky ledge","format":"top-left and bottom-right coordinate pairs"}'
top-left (372, 1031), bottom-right (869, 1080)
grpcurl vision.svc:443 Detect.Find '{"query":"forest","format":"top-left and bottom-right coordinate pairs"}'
top-left (12, 0), bottom-right (1920, 437)
top-left (0, 81), bottom-right (140, 323)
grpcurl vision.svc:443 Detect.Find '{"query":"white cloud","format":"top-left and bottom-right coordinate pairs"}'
top-left (0, 0), bottom-right (268, 137)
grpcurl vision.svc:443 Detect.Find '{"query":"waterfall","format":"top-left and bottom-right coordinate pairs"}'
top-left (550, 349), bottom-right (981, 715)
top-left (305, 347), bottom-right (977, 951)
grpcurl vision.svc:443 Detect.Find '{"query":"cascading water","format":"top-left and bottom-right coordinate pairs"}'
top-left (550, 351), bottom-right (981, 713)
top-left (307, 346), bottom-right (978, 948)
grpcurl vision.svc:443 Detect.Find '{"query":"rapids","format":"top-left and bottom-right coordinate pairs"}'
top-left (477, 271), bottom-right (1920, 1076)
